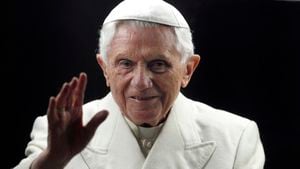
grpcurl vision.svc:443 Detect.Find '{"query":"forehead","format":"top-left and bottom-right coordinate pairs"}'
top-left (107, 23), bottom-right (179, 60)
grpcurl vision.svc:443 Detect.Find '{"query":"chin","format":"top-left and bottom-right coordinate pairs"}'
top-left (130, 114), bottom-right (159, 126)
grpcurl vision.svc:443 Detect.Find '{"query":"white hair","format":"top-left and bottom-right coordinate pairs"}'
top-left (98, 20), bottom-right (194, 63)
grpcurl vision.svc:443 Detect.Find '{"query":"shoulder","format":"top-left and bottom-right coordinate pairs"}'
top-left (191, 99), bottom-right (251, 128)
top-left (177, 93), bottom-right (256, 141)
top-left (179, 93), bottom-right (251, 125)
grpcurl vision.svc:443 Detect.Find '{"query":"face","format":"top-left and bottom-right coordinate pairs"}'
top-left (98, 23), bottom-right (200, 126)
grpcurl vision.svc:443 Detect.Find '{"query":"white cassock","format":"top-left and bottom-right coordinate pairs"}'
top-left (14, 92), bottom-right (265, 169)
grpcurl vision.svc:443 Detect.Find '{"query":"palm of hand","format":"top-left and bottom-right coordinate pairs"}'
top-left (46, 73), bottom-right (108, 165)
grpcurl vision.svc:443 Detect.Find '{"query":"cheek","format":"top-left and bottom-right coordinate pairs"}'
top-left (108, 71), bottom-right (132, 103)
top-left (108, 69), bottom-right (128, 86)
top-left (155, 74), bottom-right (182, 100)
top-left (162, 71), bottom-right (183, 88)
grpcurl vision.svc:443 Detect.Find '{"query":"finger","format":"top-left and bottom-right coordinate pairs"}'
top-left (56, 83), bottom-right (70, 110)
top-left (71, 73), bottom-right (87, 121)
top-left (47, 96), bottom-right (57, 126)
top-left (73, 73), bottom-right (87, 108)
top-left (66, 77), bottom-right (78, 111)
top-left (84, 110), bottom-right (109, 139)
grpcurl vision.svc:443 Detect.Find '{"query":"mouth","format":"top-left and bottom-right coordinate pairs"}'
top-left (130, 96), bottom-right (159, 101)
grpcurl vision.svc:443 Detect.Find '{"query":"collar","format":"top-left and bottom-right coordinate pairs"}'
top-left (124, 116), bottom-right (164, 156)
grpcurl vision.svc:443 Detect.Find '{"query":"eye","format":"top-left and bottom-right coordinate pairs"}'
top-left (118, 59), bottom-right (133, 69)
top-left (148, 60), bottom-right (170, 73)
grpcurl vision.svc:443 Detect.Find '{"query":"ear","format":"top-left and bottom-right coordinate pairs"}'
top-left (96, 54), bottom-right (110, 87)
top-left (181, 54), bottom-right (201, 88)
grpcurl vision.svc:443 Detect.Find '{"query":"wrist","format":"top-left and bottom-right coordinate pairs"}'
top-left (31, 149), bottom-right (70, 169)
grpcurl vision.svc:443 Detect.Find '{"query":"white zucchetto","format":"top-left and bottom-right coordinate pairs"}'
top-left (103, 0), bottom-right (190, 29)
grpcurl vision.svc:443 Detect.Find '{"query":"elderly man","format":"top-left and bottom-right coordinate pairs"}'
top-left (14, 0), bottom-right (265, 168)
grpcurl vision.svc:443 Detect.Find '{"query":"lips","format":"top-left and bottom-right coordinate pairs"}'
top-left (130, 96), bottom-right (158, 101)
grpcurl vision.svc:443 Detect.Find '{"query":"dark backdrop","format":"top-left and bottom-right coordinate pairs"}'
top-left (7, 0), bottom-right (299, 168)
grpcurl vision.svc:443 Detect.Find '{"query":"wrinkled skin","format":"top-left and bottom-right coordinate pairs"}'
top-left (97, 23), bottom-right (200, 126)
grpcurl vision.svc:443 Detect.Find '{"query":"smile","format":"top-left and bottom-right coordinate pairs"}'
top-left (130, 96), bottom-right (159, 101)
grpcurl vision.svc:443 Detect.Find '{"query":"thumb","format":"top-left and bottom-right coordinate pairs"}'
top-left (84, 110), bottom-right (109, 138)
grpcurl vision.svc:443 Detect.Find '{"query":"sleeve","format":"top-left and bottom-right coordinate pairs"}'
top-left (13, 116), bottom-right (48, 169)
top-left (233, 121), bottom-right (265, 169)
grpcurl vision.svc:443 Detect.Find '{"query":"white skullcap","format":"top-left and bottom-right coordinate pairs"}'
top-left (103, 0), bottom-right (190, 29)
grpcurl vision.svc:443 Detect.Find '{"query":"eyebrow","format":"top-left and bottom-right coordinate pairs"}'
top-left (113, 52), bottom-right (172, 61)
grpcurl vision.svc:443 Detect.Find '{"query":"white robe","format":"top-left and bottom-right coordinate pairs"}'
top-left (14, 92), bottom-right (265, 169)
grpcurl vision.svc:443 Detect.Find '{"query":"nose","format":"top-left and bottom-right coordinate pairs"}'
top-left (131, 64), bottom-right (153, 91)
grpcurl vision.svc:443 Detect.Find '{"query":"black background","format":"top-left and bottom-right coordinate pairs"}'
top-left (6, 0), bottom-right (299, 168)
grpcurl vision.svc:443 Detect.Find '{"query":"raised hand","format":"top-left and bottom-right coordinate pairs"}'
top-left (31, 73), bottom-right (108, 169)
